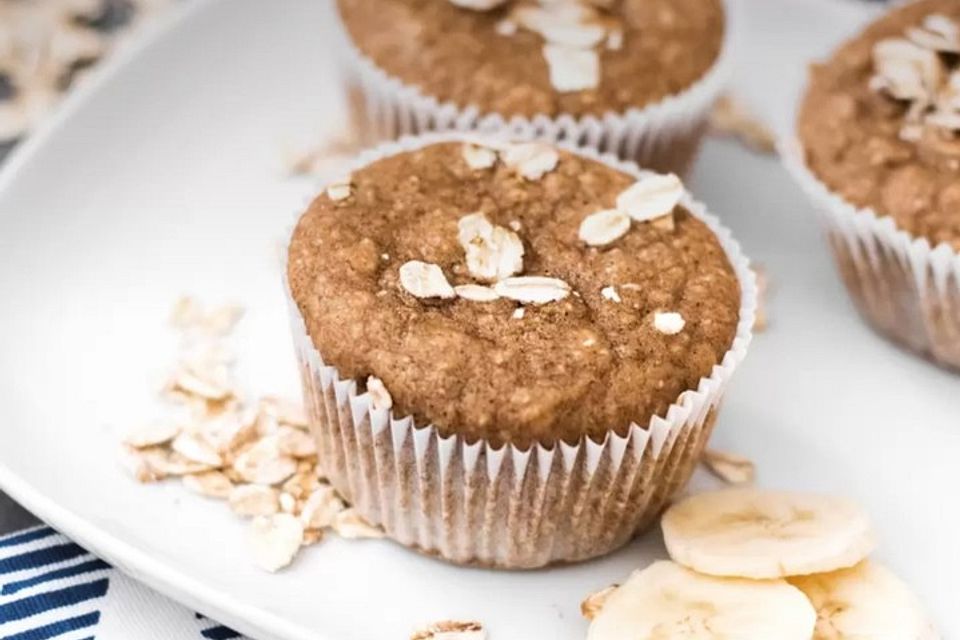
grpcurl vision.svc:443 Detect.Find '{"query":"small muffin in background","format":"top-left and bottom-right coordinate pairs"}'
top-left (332, 0), bottom-right (733, 175)
top-left (787, 0), bottom-right (960, 370)
top-left (286, 134), bottom-right (755, 569)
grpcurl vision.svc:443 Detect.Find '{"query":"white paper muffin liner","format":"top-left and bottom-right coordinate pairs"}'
top-left (783, 138), bottom-right (960, 371)
top-left (332, 2), bottom-right (736, 176)
top-left (285, 133), bottom-right (757, 568)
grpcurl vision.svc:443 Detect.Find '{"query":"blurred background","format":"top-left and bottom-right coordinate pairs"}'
top-left (0, 0), bottom-right (172, 156)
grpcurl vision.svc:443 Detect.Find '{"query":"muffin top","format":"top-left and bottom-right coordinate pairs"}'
top-left (287, 141), bottom-right (740, 448)
top-left (336, 0), bottom-right (725, 119)
top-left (798, 0), bottom-right (960, 248)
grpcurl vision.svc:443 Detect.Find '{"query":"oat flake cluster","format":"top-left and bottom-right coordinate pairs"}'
top-left (388, 141), bottom-right (575, 309)
top-left (449, 0), bottom-right (624, 93)
top-left (326, 140), bottom-right (694, 343)
top-left (869, 12), bottom-right (960, 141)
top-left (386, 141), bottom-right (690, 324)
top-left (120, 297), bottom-right (384, 573)
top-left (321, 141), bottom-right (697, 412)
top-left (578, 172), bottom-right (683, 246)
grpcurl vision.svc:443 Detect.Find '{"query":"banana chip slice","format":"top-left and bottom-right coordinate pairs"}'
top-left (661, 488), bottom-right (876, 579)
top-left (587, 561), bottom-right (816, 640)
top-left (790, 561), bottom-right (939, 640)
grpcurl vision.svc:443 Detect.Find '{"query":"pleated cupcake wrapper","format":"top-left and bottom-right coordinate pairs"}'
top-left (782, 138), bottom-right (960, 370)
top-left (332, 2), bottom-right (736, 175)
top-left (285, 133), bottom-right (757, 568)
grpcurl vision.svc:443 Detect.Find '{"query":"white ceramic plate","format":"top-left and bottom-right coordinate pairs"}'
top-left (1, 1), bottom-right (957, 638)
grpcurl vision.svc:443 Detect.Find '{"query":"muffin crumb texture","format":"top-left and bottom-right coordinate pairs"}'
top-left (287, 142), bottom-right (740, 448)
top-left (798, 0), bottom-right (960, 248)
top-left (335, 0), bottom-right (725, 118)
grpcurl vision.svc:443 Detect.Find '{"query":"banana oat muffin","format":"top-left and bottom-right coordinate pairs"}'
top-left (334, 0), bottom-right (730, 174)
top-left (798, 0), bottom-right (960, 248)
top-left (286, 136), bottom-right (752, 568)
top-left (288, 141), bottom-right (740, 448)
top-left (337, 0), bottom-right (725, 118)
top-left (792, 0), bottom-right (960, 369)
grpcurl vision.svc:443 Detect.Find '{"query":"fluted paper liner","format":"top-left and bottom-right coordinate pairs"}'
top-left (332, 3), bottom-right (736, 176)
top-left (285, 133), bottom-right (757, 568)
top-left (783, 138), bottom-right (960, 371)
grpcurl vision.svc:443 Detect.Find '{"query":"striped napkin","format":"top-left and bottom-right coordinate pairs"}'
top-left (0, 525), bottom-right (249, 640)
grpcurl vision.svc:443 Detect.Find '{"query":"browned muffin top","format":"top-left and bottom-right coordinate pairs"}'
top-left (336, 0), bottom-right (725, 119)
top-left (798, 0), bottom-right (960, 248)
top-left (287, 141), bottom-right (740, 448)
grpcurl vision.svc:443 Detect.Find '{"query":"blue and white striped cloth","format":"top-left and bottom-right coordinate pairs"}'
top-left (0, 526), bottom-right (249, 640)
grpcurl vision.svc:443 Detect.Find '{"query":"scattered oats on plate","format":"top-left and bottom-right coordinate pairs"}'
top-left (410, 620), bottom-right (486, 640)
top-left (120, 297), bottom-right (384, 571)
top-left (580, 584), bottom-right (618, 621)
top-left (709, 94), bottom-right (777, 154)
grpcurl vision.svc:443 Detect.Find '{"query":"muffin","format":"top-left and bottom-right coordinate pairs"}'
top-left (333, 0), bottom-right (733, 175)
top-left (285, 134), bottom-right (756, 568)
top-left (786, 0), bottom-right (960, 369)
